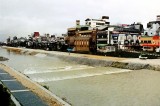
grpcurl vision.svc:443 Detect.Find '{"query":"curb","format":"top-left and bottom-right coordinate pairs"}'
top-left (10, 94), bottom-right (21, 106)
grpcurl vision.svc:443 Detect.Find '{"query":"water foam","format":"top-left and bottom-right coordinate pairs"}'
top-left (24, 65), bottom-right (94, 74)
top-left (32, 69), bottom-right (132, 82)
top-left (23, 68), bottom-right (38, 74)
top-left (34, 53), bottom-right (47, 58)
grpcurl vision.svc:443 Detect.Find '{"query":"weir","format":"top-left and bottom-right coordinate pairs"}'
top-left (31, 69), bottom-right (132, 82)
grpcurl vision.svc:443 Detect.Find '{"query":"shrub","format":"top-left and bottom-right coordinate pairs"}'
top-left (0, 84), bottom-right (15, 106)
top-left (43, 85), bottom-right (49, 90)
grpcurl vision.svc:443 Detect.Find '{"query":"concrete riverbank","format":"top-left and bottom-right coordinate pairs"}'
top-left (0, 64), bottom-right (70, 106)
top-left (2, 46), bottom-right (160, 71)
top-left (0, 68), bottom-right (47, 106)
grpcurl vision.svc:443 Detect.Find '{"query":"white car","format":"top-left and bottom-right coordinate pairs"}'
top-left (139, 54), bottom-right (148, 59)
top-left (156, 48), bottom-right (160, 53)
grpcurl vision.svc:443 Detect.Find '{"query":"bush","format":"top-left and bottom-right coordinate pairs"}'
top-left (43, 85), bottom-right (49, 90)
top-left (0, 84), bottom-right (15, 106)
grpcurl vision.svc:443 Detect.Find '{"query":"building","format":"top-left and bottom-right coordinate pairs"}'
top-left (85, 16), bottom-right (109, 28)
top-left (110, 23), bottom-right (143, 50)
top-left (66, 16), bottom-right (110, 53)
top-left (144, 15), bottom-right (160, 36)
top-left (140, 35), bottom-right (160, 52)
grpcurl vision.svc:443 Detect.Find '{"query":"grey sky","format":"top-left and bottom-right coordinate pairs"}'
top-left (0, 0), bottom-right (160, 41)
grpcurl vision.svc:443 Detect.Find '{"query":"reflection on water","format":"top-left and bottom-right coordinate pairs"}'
top-left (1, 48), bottom-right (160, 106)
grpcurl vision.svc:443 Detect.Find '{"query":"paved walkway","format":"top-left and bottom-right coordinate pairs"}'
top-left (0, 68), bottom-right (48, 106)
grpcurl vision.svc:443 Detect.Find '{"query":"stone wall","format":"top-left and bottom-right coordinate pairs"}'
top-left (48, 53), bottom-right (160, 71)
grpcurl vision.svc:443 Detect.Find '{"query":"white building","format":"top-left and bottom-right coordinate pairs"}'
top-left (85, 16), bottom-right (110, 28)
top-left (144, 15), bottom-right (160, 36)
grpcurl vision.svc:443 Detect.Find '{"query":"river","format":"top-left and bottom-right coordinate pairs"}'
top-left (1, 47), bottom-right (160, 106)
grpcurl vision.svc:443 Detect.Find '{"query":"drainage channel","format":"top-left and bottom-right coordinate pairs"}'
top-left (0, 68), bottom-right (48, 106)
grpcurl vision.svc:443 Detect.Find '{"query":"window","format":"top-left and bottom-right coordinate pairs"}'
top-left (97, 41), bottom-right (107, 44)
top-left (141, 40), bottom-right (143, 43)
top-left (145, 32), bottom-right (148, 35)
top-left (86, 41), bottom-right (89, 45)
top-left (144, 41), bottom-right (147, 43)
top-left (96, 23), bottom-right (105, 25)
top-left (82, 41), bottom-right (84, 45)
top-left (148, 40), bottom-right (151, 43)
top-left (113, 41), bottom-right (117, 43)
top-left (144, 47), bottom-right (151, 49)
top-left (113, 36), bottom-right (118, 40)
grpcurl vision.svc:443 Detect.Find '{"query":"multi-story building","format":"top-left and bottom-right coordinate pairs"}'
top-left (66, 16), bottom-right (143, 53)
top-left (144, 15), bottom-right (160, 36)
top-left (85, 16), bottom-right (110, 28)
top-left (140, 15), bottom-right (160, 52)
top-left (140, 35), bottom-right (160, 52)
top-left (110, 23), bottom-right (143, 50)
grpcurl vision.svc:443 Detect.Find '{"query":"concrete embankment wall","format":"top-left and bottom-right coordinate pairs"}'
top-left (53, 54), bottom-right (159, 71)
top-left (2, 46), bottom-right (160, 71)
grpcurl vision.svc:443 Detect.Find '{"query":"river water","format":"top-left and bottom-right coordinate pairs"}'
top-left (1, 47), bottom-right (160, 106)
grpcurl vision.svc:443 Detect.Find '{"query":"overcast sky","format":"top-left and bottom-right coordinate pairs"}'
top-left (0, 0), bottom-right (160, 41)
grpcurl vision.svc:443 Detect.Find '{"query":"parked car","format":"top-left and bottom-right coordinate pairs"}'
top-left (139, 54), bottom-right (148, 59)
top-left (156, 47), bottom-right (160, 53)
